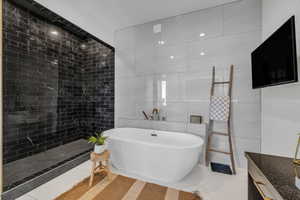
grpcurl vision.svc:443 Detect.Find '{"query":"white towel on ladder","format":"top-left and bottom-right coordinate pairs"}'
top-left (209, 96), bottom-right (230, 121)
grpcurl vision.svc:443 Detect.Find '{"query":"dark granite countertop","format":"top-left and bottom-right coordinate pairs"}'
top-left (246, 152), bottom-right (300, 200)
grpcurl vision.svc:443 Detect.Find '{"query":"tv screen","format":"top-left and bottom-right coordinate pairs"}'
top-left (251, 16), bottom-right (298, 89)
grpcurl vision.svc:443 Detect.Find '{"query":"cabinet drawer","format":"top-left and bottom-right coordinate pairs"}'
top-left (248, 158), bottom-right (284, 200)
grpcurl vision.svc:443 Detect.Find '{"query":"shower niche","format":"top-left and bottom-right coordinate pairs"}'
top-left (2, 0), bottom-right (114, 198)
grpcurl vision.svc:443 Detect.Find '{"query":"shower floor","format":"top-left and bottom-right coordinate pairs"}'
top-left (3, 139), bottom-right (93, 192)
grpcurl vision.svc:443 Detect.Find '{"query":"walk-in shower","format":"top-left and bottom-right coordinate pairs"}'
top-left (2, 0), bottom-right (114, 199)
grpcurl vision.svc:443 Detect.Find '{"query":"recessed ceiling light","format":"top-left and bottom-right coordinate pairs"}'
top-left (200, 52), bottom-right (205, 56)
top-left (170, 56), bottom-right (175, 59)
top-left (199, 33), bottom-right (206, 37)
top-left (50, 30), bottom-right (59, 36)
top-left (158, 40), bottom-right (165, 45)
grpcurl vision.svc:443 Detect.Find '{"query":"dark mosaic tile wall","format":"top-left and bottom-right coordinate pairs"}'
top-left (80, 40), bottom-right (115, 136)
top-left (3, 0), bottom-right (115, 164)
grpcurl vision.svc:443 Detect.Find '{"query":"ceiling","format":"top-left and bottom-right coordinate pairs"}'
top-left (35, 0), bottom-right (239, 45)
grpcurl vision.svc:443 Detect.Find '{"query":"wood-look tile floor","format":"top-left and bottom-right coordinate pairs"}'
top-left (17, 161), bottom-right (247, 200)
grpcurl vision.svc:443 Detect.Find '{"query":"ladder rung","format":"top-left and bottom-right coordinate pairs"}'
top-left (213, 81), bottom-right (230, 84)
top-left (209, 148), bottom-right (231, 155)
top-left (212, 131), bottom-right (228, 136)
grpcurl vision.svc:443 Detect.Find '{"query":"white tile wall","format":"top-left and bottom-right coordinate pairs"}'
top-left (115, 0), bottom-right (262, 168)
top-left (261, 0), bottom-right (300, 158)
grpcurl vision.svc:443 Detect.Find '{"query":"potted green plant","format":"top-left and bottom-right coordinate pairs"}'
top-left (88, 132), bottom-right (108, 154)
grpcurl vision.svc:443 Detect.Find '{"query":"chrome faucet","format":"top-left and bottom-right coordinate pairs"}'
top-left (142, 108), bottom-right (161, 121)
top-left (152, 108), bottom-right (160, 121)
top-left (152, 108), bottom-right (159, 114)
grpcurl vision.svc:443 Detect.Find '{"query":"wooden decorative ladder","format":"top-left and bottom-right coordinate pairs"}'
top-left (205, 65), bottom-right (236, 174)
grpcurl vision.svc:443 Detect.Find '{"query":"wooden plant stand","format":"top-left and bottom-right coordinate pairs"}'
top-left (89, 150), bottom-right (112, 187)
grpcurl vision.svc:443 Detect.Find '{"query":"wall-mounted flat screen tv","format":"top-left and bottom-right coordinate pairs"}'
top-left (251, 16), bottom-right (298, 89)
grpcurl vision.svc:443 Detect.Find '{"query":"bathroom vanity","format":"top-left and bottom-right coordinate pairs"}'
top-left (246, 152), bottom-right (300, 200)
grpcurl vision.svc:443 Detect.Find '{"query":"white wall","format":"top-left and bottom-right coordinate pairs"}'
top-left (35, 0), bottom-right (115, 45)
top-left (115, 0), bottom-right (262, 167)
top-left (261, 0), bottom-right (300, 157)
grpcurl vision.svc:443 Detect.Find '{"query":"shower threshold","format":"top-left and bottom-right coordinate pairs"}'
top-left (2, 139), bottom-right (93, 200)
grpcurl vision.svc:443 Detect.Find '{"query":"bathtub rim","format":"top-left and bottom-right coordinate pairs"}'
top-left (104, 127), bottom-right (204, 150)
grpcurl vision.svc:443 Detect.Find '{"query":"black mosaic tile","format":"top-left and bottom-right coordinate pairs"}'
top-left (3, 0), bottom-right (115, 191)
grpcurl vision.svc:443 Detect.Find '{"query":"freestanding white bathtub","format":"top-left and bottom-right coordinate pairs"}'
top-left (104, 128), bottom-right (204, 182)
